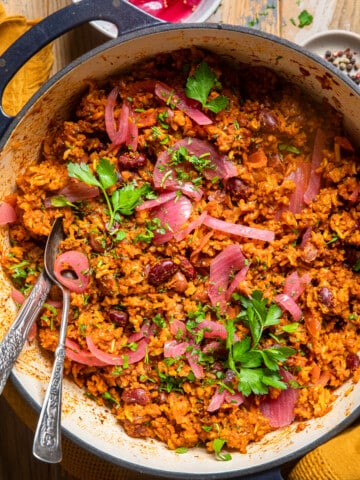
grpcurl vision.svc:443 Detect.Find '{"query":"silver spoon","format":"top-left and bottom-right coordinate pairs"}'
top-left (32, 217), bottom-right (70, 463)
top-left (0, 229), bottom-right (57, 395)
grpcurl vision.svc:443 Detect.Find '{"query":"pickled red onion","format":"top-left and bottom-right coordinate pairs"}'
top-left (86, 336), bottom-right (148, 366)
top-left (136, 191), bottom-right (177, 211)
top-left (150, 194), bottom-right (192, 244)
top-left (65, 338), bottom-right (109, 367)
top-left (304, 129), bottom-right (326, 205)
top-left (203, 214), bottom-right (275, 242)
top-left (208, 244), bottom-right (247, 311)
top-left (274, 293), bottom-right (303, 321)
top-left (260, 369), bottom-right (299, 428)
top-left (0, 201), bottom-right (16, 225)
top-left (155, 82), bottom-right (212, 125)
top-left (44, 181), bottom-right (99, 208)
top-left (54, 251), bottom-right (90, 293)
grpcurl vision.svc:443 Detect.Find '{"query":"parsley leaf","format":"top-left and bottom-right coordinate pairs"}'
top-left (67, 159), bottom-right (155, 228)
top-left (297, 10), bottom-right (313, 28)
top-left (213, 438), bottom-right (232, 461)
top-left (185, 61), bottom-right (229, 113)
top-left (226, 291), bottom-right (296, 396)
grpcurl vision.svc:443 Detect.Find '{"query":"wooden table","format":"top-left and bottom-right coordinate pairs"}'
top-left (0, 0), bottom-right (359, 479)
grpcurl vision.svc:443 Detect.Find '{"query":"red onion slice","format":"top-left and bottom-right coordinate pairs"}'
top-left (164, 340), bottom-right (189, 358)
top-left (208, 244), bottom-right (246, 311)
top-left (86, 336), bottom-right (148, 366)
top-left (203, 214), bottom-right (275, 242)
top-left (260, 369), bottom-right (299, 428)
top-left (150, 195), bottom-right (192, 244)
top-left (274, 293), bottom-right (303, 321)
top-left (66, 338), bottom-right (109, 367)
top-left (0, 201), bottom-right (16, 225)
top-left (304, 129), bottom-right (326, 204)
top-left (155, 82), bottom-right (212, 125)
top-left (54, 251), bottom-right (90, 293)
top-left (283, 271), bottom-right (311, 301)
top-left (174, 210), bottom-right (207, 241)
top-left (44, 182), bottom-right (100, 208)
top-left (136, 191), bottom-right (177, 211)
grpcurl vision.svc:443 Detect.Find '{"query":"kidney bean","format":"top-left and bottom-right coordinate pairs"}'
top-left (171, 271), bottom-right (188, 293)
top-left (148, 259), bottom-right (178, 286)
top-left (118, 151), bottom-right (146, 170)
top-left (258, 108), bottom-right (278, 132)
top-left (225, 177), bottom-right (249, 201)
top-left (346, 353), bottom-right (360, 370)
top-left (88, 233), bottom-right (106, 253)
top-left (178, 256), bottom-right (196, 280)
top-left (318, 287), bottom-right (334, 308)
top-left (121, 388), bottom-right (151, 406)
top-left (109, 309), bottom-right (129, 327)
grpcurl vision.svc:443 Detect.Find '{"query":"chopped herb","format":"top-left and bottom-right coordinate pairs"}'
top-left (296, 10), bottom-right (313, 28)
top-left (213, 438), bottom-right (232, 461)
top-left (227, 291), bottom-right (296, 396)
top-left (68, 159), bottom-right (154, 228)
top-left (185, 61), bottom-right (228, 113)
top-left (282, 322), bottom-right (299, 333)
top-left (279, 144), bottom-right (301, 155)
top-left (175, 447), bottom-right (188, 454)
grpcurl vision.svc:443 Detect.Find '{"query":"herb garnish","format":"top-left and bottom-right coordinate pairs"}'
top-left (185, 61), bottom-right (229, 113)
top-left (227, 291), bottom-right (296, 396)
top-left (291, 9), bottom-right (313, 28)
top-left (67, 158), bottom-right (155, 228)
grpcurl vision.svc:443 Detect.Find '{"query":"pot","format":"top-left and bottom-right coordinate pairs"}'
top-left (0, 1), bottom-right (359, 478)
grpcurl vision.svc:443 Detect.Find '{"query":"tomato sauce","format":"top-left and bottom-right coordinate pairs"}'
top-left (129, 0), bottom-right (202, 22)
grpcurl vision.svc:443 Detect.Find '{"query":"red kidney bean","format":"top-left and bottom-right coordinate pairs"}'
top-left (88, 233), bottom-right (106, 253)
top-left (121, 388), bottom-right (151, 406)
top-left (318, 287), bottom-right (334, 308)
top-left (346, 353), bottom-right (360, 370)
top-left (225, 177), bottom-right (249, 201)
top-left (118, 151), bottom-right (147, 170)
top-left (258, 108), bottom-right (278, 132)
top-left (148, 259), bottom-right (178, 286)
top-left (109, 309), bottom-right (129, 327)
top-left (178, 256), bottom-right (196, 280)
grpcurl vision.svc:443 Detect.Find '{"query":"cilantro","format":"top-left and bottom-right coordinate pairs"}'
top-left (185, 61), bottom-right (229, 113)
top-left (213, 438), bottom-right (232, 461)
top-left (227, 291), bottom-right (296, 396)
top-left (67, 159), bottom-right (154, 228)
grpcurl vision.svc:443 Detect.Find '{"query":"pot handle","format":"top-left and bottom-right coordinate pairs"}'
top-left (0, 0), bottom-right (163, 138)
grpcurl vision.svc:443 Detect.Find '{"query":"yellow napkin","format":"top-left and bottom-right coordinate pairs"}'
top-left (289, 422), bottom-right (360, 480)
top-left (0, 3), bottom-right (53, 116)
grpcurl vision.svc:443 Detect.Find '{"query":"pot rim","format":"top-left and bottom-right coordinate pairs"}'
top-left (2, 21), bottom-right (360, 478)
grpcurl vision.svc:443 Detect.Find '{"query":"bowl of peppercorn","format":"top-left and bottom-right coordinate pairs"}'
top-left (301, 29), bottom-right (360, 86)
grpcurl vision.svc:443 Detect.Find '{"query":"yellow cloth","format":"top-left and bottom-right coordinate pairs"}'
top-left (0, 3), bottom-right (53, 116)
top-left (2, 4), bottom-right (360, 480)
top-left (289, 422), bottom-right (360, 480)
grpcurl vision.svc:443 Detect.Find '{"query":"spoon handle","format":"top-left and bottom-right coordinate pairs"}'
top-left (0, 271), bottom-right (51, 395)
top-left (32, 288), bottom-right (70, 463)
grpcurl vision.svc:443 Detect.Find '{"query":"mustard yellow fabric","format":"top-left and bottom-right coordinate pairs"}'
top-left (2, 4), bottom-right (360, 480)
top-left (0, 3), bottom-right (53, 116)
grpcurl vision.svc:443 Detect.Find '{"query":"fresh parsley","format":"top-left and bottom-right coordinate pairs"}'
top-left (227, 291), bottom-right (296, 396)
top-left (213, 438), bottom-right (232, 461)
top-left (185, 61), bottom-right (229, 113)
top-left (291, 10), bottom-right (313, 28)
top-left (67, 158), bottom-right (155, 228)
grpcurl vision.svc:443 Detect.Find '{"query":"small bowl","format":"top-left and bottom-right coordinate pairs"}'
top-left (301, 30), bottom-right (360, 86)
top-left (73, 0), bottom-right (222, 38)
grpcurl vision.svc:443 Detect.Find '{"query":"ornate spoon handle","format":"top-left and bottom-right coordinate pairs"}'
top-left (0, 271), bottom-right (51, 395)
top-left (32, 287), bottom-right (70, 463)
